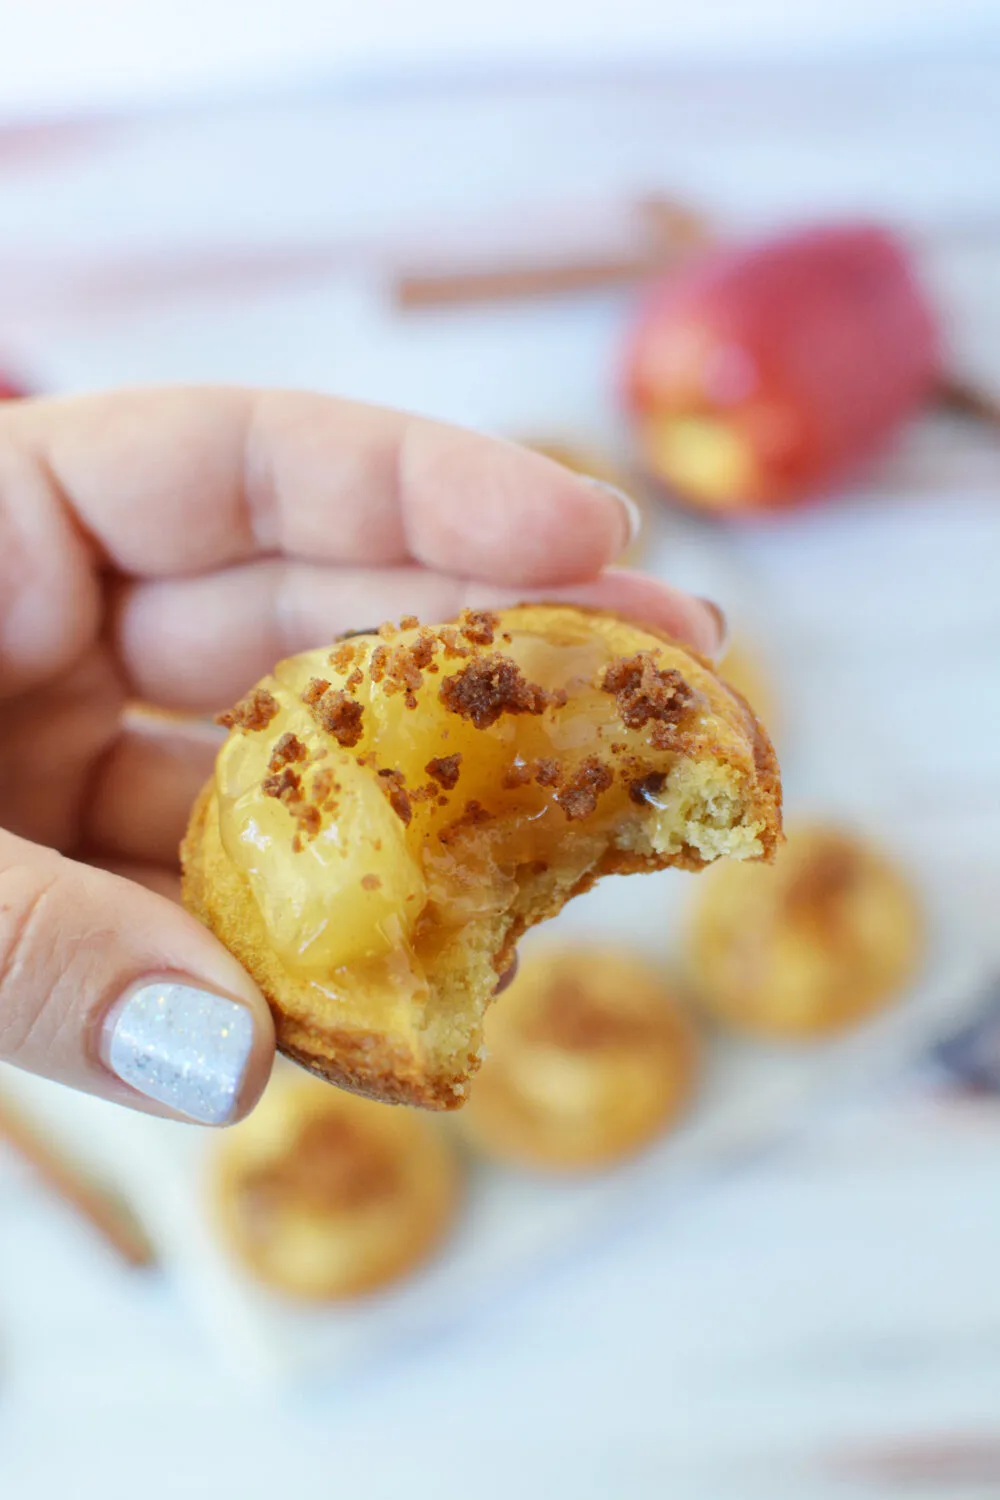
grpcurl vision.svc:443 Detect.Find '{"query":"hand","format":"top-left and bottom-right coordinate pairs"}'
top-left (0, 387), bottom-right (725, 1124)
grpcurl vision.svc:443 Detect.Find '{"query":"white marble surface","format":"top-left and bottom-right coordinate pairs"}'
top-left (1, 52), bottom-right (1000, 1498)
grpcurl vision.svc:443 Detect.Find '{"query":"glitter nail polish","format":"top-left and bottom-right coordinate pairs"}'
top-left (106, 982), bottom-right (254, 1125)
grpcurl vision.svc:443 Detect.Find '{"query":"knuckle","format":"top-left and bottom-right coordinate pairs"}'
top-left (0, 859), bottom-right (64, 1059)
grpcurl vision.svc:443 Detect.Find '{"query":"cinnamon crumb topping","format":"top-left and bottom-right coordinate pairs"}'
top-left (502, 761), bottom-right (533, 790)
top-left (377, 639), bottom-right (435, 708)
top-left (438, 654), bottom-right (552, 730)
top-left (311, 766), bottom-right (339, 805)
top-left (377, 621), bottom-right (397, 641)
top-left (377, 769), bottom-right (412, 826)
top-left (458, 608), bottom-right (500, 646)
top-left (311, 689), bottom-right (365, 747)
top-left (369, 645), bottom-right (387, 683)
top-left (361, 874), bottom-right (382, 891)
top-left (296, 804), bottom-right (322, 841)
top-left (425, 753), bottom-right (462, 791)
top-left (409, 630), bottom-right (437, 669)
top-left (554, 757), bottom-right (614, 821)
top-left (437, 625), bottom-right (472, 660)
top-left (399, 614), bottom-right (420, 630)
top-left (267, 732), bottom-right (307, 772)
top-left (600, 653), bottom-right (695, 732)
top-left (438, 799), bottom-right (493, 845)
top-left (533, 758), bottom-right (561, 788)
top-left (302, 677), bottom-right (330, 707)
top-left (262, 766), bottom-right (302, 800)
top-left (328, 642), bottom-right (359, 674)
top-left (216, 686), bottom-right (280, 732)
top-left (344, 667), bottom-right (363, 694)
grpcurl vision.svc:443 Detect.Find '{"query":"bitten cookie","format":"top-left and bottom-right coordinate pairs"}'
top-left (182, 604), bottom-right (781, 1107)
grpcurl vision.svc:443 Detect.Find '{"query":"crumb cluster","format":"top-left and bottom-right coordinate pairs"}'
top-left (215, 610), bottom-right (701, 857)
top-left (217, 687), bottom-right (280, 732)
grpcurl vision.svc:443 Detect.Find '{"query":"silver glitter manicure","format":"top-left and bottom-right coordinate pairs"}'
top-left (107, 983), bottom-right (254, 1125)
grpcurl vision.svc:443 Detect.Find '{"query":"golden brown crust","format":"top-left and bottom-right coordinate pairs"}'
top-left (182, 604), bottom-right (781, 1107)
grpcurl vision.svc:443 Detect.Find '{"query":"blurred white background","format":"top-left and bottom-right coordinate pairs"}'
top-left (1, 6), bottom-right (1000, 1499)
top-left (0, 0), bottom-right (999, 116)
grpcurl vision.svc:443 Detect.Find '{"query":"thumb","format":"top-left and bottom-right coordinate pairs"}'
top-left (0, 830), bottom-right (274, 1124)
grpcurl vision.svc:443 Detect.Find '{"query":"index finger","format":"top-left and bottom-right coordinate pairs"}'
top-left (3, 386), bottom-right (635, 584)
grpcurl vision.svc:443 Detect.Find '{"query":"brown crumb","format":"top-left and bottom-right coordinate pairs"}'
top-left (311, 766), bottom-right (339, 805)
top-left (502, 761), bottom-right (533, 790)
top-left (344, 667), bottom-right (363, 694)
top-left (295, 804), bottom-right (322, 842)
top-left (628, 771), bottom-right (667, 806)
top-left (399, 614), bottom-right (420, 630)
top-left (377, 770), bottom-right (412, 826)
top-left (377, 639), bottom-right (434, 708)
top-left (361, 873), bottom-right (382, 892)
top-left (377, 621), bottom-right (397, 641)
top-left (311, 689), bottom-right (365, 748)
top-left (601, 653), bottom-right (695, 733)
top-left (302, 677), bottom-right (330, 707)
top-left (437, 625), bottom-right (472, 660)
top-left (369, 645), bottom-right (388, 684)
top-left (458, 608), bottom-right (500, 646)
top-left (409, 630), bottom-right (437, 669)
top-left (555, 757), bottom-right (614, 821)
top-left (267, 732), bottom-right (307, 772)
top-left (262, 766), bottom-right (302, 800)
top-left (216, 686), bottom-right (280, 732)
top-left (439, 654), bottom-right (552, 730)
top-left (328, 642), bottom-right (359, 674)
top-left (534, 758), bottom-right (561, 788)
top-left (438, 799), bottom-right (493, 846)
top-left (425, 754), bottom-right (462, 791)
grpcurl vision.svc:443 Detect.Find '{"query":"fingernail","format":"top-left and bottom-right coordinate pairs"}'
top-left (697, 598), bottom-right (730, 660)
top-left (104, 980), bottom-right (255, 1124)
top-left (584, 476), bottom-right (643, 555)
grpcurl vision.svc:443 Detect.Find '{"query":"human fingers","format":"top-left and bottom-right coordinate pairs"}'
top-left (0, 829), bottom-right (274, 1124)
top-left (115, 560), bottom-right (725, 711)
top-left (1, 388), bottom-right (640, 697)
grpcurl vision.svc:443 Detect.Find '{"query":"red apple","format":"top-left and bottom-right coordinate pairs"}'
top-left (622, 223), bottom-right (940, 512)
top-left (0, 372), bottom-right (28, 400)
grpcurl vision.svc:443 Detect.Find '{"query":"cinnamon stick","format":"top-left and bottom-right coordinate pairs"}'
top-left (0, 1093), bottom-right (156, 1268)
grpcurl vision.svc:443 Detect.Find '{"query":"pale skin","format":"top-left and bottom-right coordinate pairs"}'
top-left (0, 387), bottom-right (724, 1123)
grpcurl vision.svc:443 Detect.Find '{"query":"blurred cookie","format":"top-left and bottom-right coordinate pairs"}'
top-left (212, 1076), bottom-right (459, 1299)
top-left (461, 948), bottom-right (698, 1169)
top-left (523, 438), bottom-right (648, 566)
top-left (688, 824), bottom-right (923, 1037)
